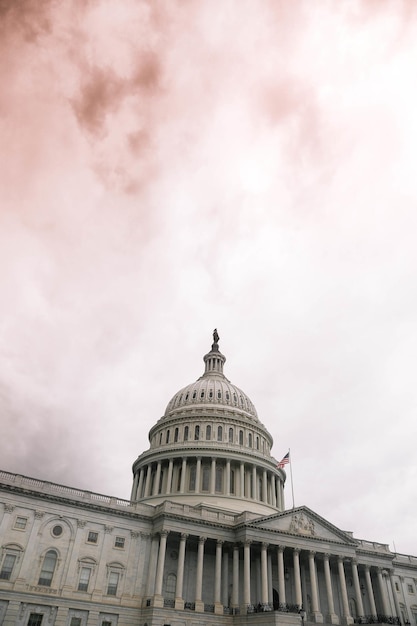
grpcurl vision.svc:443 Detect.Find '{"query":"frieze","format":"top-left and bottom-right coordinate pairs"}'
top-left (28, 585), bottom-right (59, 594)
top-left (289, 512), bottom-right (315, 536)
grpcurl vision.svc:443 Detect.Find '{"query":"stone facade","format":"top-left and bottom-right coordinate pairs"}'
top-left (1, 336), bottom-right (417, 626)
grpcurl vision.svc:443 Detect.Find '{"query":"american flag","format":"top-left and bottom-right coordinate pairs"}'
top-left (277, 452), bottom-right (290, 468)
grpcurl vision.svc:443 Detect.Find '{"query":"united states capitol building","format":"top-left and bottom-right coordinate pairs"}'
top-left (1, 333), bottom-right (416, 626)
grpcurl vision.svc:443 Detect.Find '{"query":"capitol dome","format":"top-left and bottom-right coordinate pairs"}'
top-left (131, 331), bottom-right (286, 515)
top-left (164, 334), bottom-right (258, 421)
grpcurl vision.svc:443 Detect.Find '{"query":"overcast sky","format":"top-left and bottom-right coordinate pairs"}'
top-left (1, 0), bottom-right (417, 556)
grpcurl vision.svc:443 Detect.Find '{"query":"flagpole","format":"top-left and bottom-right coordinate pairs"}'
top-left (288, 448), bottom-right (295, 509)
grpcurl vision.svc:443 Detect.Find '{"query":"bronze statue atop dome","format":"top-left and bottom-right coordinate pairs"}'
top-left (212, 328), bottom-right (219, 351)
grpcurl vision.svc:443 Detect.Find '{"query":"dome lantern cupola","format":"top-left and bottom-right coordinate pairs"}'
top-left (202, 329), bottom-right (226, 377)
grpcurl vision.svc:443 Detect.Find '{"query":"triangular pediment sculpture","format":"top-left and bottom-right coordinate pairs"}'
top-left (246, 506), bottom-right (357, 546)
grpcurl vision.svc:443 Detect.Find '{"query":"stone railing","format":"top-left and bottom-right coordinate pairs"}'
top-left (354, 616), bottom-right (401, 625)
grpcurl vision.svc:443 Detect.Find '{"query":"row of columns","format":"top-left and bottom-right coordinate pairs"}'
top-left (148, 533), bottom-right (399, 622)
top-left (132, 458), bottom-right (284, 508)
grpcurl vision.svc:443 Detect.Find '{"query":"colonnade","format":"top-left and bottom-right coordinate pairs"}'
top-left (146, 532), bottom-right (400, 624)
top-left (132, 457), bottom-right (284, 508)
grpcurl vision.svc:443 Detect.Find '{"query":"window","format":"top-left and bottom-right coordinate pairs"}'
top-left (52, 525), bottom-right (63, 537)
top-left (174, 428), bottom-right (179, 443)
top-left (200, 389), bottom-right (204, 399)
top-left (256, 436), bottom-right (260, 450)
top-left (78, 567), bottom-right (91, 592)
top-left (184, 426), bottom-right (189, 441)
top-left (192, 390), bottom-right (197, 399)
top-left (217, 426), bottom-right (223, 442)
top-left (206, 425), bottom-right (211, 440)
top-left (209, 389), bottom-right (213, 398)
top-left (248, 433), bottom-right (252, 448)
top-left (194, 425), bottom-right (200, 441)
top-left (87, 532), bottom-right (98, 544)
top-left (166, 430), bottom-right (170, 444)
top-left (202, 465), bottom-right (210, 491)
top-left (159, 432), bottom-right (162, 445)
top-left (189, 464), bottom-right (196, 491)
top-left (27, 614), bottom-right (43, 626)
top-left (217, 390), bottom-right (221, 399)
top-left (0, 554), bottom-right (17, 580)
top-left (408, 584), bottom-right (414, 594)
top-left (239, 430), bottom-right (243, 445)
top-left (102, 622), bottom-right (112, 626)
top-left (107, 571), bottom-right (119, 596)
top-left (215, 466), bottom-right (223, 492)
top-left (14, 516), bottom-right (27, 530)
top-left (70, 619), bottom-right (82, 626)
top-left (114, 537), bottom-right (125, 549)
top-left (38, 550), bottom-right (57, 587)
top-left (165, 572), bottom-right (176, 598)
top-left (229, 428), bottom-right (233, 443)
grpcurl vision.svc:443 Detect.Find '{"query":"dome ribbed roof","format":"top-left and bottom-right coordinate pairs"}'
top-left (164, 330), bottom-right (258, 421)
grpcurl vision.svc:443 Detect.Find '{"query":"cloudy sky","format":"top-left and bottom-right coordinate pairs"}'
top-left (1, 0), bottom-right (417, 555)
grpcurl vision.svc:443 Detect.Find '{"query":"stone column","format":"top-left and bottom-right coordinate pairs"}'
top-left (262, 470), bottom-right (268, 503)
top-left (210, 458), bottom-right (216, 494)
top-left (222, 547), bottom-right (229, 607)
top-left (131, 472), bottom-right (139, 500)
top-left (252, 465), bottom-right (257, 499)
top-left (293, 548), bottom-right (303, 608)
top-left (214, 540), bottom-right (223, 614)
top-left (195, 457), bottom-right (201, 494)
top-left (180, 458), bottom-right (187, 493)
top-left (232, 545), bottom-right (240, 609)
top-left (226, 460), bottom-right (231, 496)
top-left (351, 559), bottom-right (365, 618)
top-left (153, 462), bottom-right (161, 496)
top-left (323, 554), bottom-right (338, 624)
top-left (276, 479), bottom-right (282, 509)
top-left (137, 467), bottom-right (145, 498)
top-left (145, 534), bottom-right (159, 598)
top-left (268, 551), bottom-right (273, 604)
top-left (165, 459), bottom-right (173, 495)
top-left (144, 464), bottom-right (152, 497)
top-left (277, 546), bottom-right (286, 607)
top-left (243, 540), bottom-right (252, 609)
top-left (195, 536), bottom-right (206, 612)
top-left (154, 530), bottom-right (169, 605)
top-left (240, 462), bottom-right (245, 497)
top-left (261, 543), bottom-right (269, 605)
top-left (309, 551), bottom-right (323, 622)
top-left (364, 565), bottom-right (377, 617)
top-left (337, 557), bottom-right (353, 625)
top-left (175, 533), bottom-right (187, 609)
top-left (376, 568), bottom-right (390, 617)
top-left (388, 570), bottom-right (401, 621)
top-left (271, 475), bottom-right (277, 507)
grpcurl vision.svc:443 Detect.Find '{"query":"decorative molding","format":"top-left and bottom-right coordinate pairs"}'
top-left (77, 519), bottom-right (87, 528)
top-left (34, 510), bottom-right (45, 519)
top-left (104, 525), bottom-right (114, 534)
top-left (4, 503), bottom-right (15, 513)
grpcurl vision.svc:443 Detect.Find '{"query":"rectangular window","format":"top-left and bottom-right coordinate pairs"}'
top-left (107, 572), bottom-right (119, 596)
top-left (78, 567), bottom-right (91, 592)
top-left (114, 537), bottom-right (125, 549)
top-left (0, 554), bottom-right (17, 580)
top-left (70, 619), bottom-right (82, 626)
top-left (408, 584), bottom-right (414, 594)
top-left (87, 531), bottom-right (98, 544)
top-left (14, 516), bottom-right (28, 530)
top-left (27, 614), bottom-right (43, 626)
top-left (102, 622), bottom-right (112, 626)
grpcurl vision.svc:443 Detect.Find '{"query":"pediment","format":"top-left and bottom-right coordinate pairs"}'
top-left (246, 506), bottom-right (357, 546)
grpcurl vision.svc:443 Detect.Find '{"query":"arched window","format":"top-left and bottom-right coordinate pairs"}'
top-left (194, 425), bottom-right (200, 441)
top-left (174, 428), bottom-right (179, 443)
top-left (215, 466), bottom-right (223, 492)
top-left (192, 390), bottom-right (197, 399)
top-left (206, 425), bottom-right (211, 440)
top-left (165, 572), bottom-right (177, 599)
top-left (217, 390), bottom-right (222, 399)
top-left (256, 436), bottom-right (259, 450)
top-left (248, 433), bottom-right (252, 448)
top-left (239, 430), bottom-right (243, 445)
top-left (159, 433), bottom-right (163, 445)
top-left (217, 426), bottom-right (223, 442)
top-left (38, 550), bottom-right (57, 587)
top-left (166, 430), bottom-right (170, 444)
top-left (229, 427), bottom-right (233, 443)
top-left (184, 426), bottom-right (189, 441)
